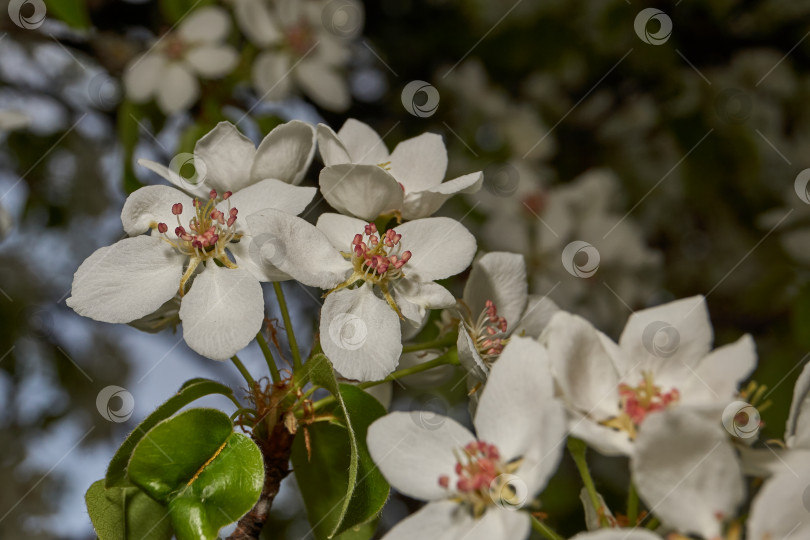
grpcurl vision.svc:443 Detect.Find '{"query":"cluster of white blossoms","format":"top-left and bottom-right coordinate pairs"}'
top-left (66, 114), bottom-right (810, 539)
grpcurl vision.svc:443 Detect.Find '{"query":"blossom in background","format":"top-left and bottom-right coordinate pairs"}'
top-left (231, 0), bottom-right (361, 111)
top-left (569, 531), bottom-right (662, 540)
top-left (455, 251), bottom-right (558, 384)
top-left (367, 337), bottom-right (567, 540)
top-left (0, 109), bottom-right (31, 131)
top-left (317, 119), bottom-right (483, 220)
top-left (540, 295), bottom-right (756, 456)
top-left (124, 7), bottom-right (238, 114)
top-left (746, 459), bottom-right (810, 539)
top-left (245, 210), bottom-right (476, 380)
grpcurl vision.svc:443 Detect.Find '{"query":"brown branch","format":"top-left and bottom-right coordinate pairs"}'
top-left (227, 421), bottom-right (296, 540)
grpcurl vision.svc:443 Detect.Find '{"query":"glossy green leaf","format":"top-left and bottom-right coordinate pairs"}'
top-left (86, 479), bottom-right (173, 540)
top-left (44, 0), bottom-right (90, 29)
top-left (293, 362), bottom-right (389, 539)
top-left (106, 378), bottom-right (235, 488)
top-left (127, 408), bottom-right (264, 540)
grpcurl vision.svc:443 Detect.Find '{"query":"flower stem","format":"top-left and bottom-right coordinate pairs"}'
top-left (402, 332), bottom-right (457, 353)
top-left (568, 437), bottom-right (608, 528)
top-left (627, 481), bottom-right (639, 525)
top-left (272, 282), bottom-right (302, 374)
top-left (230, 355), bottom-right (255, 389)
top-left (530, 515), bottom-right (566, 540)
top-left (256, 331), bottom-right (281, 383)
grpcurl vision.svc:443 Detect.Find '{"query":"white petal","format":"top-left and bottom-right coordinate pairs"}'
top-left (474, 337), bottom-right (567, 497)
top-left (401, 171), bottom-right (483, 220)
top-left (618, 295), bottom-right (713, 380)
top-left (632, 407), bottom-right (745, 539)
top-left (194, 122), bottom-right (256, 193)
top-left (569, 530), bottom-right (663, 540)
top-left (186, 45), bottom-right (238, 78)
top-left (513, 295), bottom-right (559, 338)
top-left (120, 185), bottom-right (196, 238)
top-left (568, 412), bottom-right (634, 457)
top-left (540, 312), bottom-right (621, 419)
top-left (457, 323), bottom-right (488, 379)
top-left (178, 265), bottom-right (264, 360)
top-left (66, 236), bottom-right (184, 323)
top-left (396, 218), bottom-right (476, 282)
top-left (245, 209), bottom-right (350, 288)
top-left (227, 238), bottom-right (291, 283)
top-left (252, 51), bottom-right (292, 101)
top-left (463, 252), bottom-right (527, 328)
top-left (226, 179), bottom-right (316, 218)
top-left (296, 61), bottom-right (350, 111)
top-left (178, 6), bottom-right (231, 43)
top-left (748, 462), bottom-right (810, 540)
top-left (679, 334), bottom-right (757, 406)
top-left (320, 285), bottom-right (402, 381)
top-left (381, 501), bottom-right (469, 540)
top-left (787, 361), bottom-right (810, 448)
top-left (232, 0), bottom-right (282, 47)
top-left (156, 62), bottom-right (199, 114)
top-left (319, 164), bottom-right (403, 220)
top-left (123, 54), bottom-right (165, 103)
top-left (315, 212), bottom-right (369, 250)
top-left (336, 118), bottom-right (390, 165)
top-left (250, 120), bottom-right (316, 185)
top-left (389, 133), bottom-right (448, 192)
top-left (459, 508), bottom-right (529, 540)
top-left (367, 413), bottom-right (475, 502)
top-left (316, 123), bottom-right (351, 166)
top-left (392, 279), bottom-right (455, 325)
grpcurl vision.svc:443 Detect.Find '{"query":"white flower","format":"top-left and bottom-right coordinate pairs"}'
top-left (456, 251), bottom-right (558, 382)
top-left (245, 211), bottom-right (476, 380)
top-left (232, 0), bottom-right (359, 111)
top-left (367, 337), bottom-right (567, 540)
top-left (569, 531), bottom-right (663, 540)
top-left (139, 120), bottom-right (316, 195)
top-left (124, 7), bottom-right (238, 114)
top-left (316, 119), bottom-right (483, 220)
top-left (747, 459), bottom-right (810, 540)
top-left (539, 295), bottom-right (756, 456)
top-left (0, 109), bottom-right (30, 131)
top-left (67, 177), bottom-right (316, 360)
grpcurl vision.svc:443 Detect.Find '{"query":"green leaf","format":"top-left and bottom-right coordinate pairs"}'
top-left (106, 378), bottom-right (235, 488)
top-left (159, 0), bottom-right (216, 25)
top-left (127, 408), bottom-right (264, 540)
top-left (86, 479), bottom-right (173, 540)
top-left (44, 0), bottom-right (90, 29)
top-left (293, 360), bottom-right (389, 539)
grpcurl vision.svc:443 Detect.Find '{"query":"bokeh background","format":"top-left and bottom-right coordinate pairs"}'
top-left (2, 0), bottom-right (810, 537)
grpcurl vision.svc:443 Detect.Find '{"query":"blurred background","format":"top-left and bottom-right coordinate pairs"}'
top-left (2, 0), bottom-right (810, 537)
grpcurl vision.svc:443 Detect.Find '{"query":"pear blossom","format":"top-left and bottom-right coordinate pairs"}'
top-left (138, 120), bottom-right (316, 196)
top-left (316, 119), bottom-right (483, 220)
top-left (123, 7), bottom-right (238, 114)
top-left (747, 459), bottom-right (810, 539)
top-left (245, 210), bottom-right (476, 380)
top-left (456, 251), bottom-right (558, 384)
top-left (569, 531), bottom-right (663, 540)
top-left (540, 295), bottom-right (756, 456)
top-left (67, 176), bottom-right (316, 360)
top-left (231, 0), bottom-right (360, 111)
top-left (367, 337), bottom-right (567, 540)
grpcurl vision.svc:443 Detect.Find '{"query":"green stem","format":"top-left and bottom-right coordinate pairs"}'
top-left (402, 332), bottom-right (457, 353)
top-left (273, 282), bottom-right (302, 374)
top-left (530, 515), bottom-right (566, 540)
top-left (627, 481), bottom-right (639, 526)
top-left (645, 516), bottom-right (660, 530)
top-left (230, 355), bottom-right (256, 389)
top-left (256, 331), bottom-right (281, 383)
top-left (568, 437), bottom-right (608, 528)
